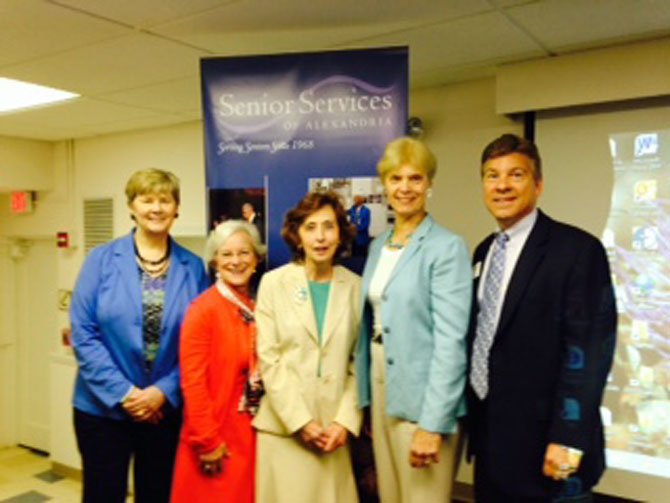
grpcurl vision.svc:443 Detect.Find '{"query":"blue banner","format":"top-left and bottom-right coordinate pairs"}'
top-left (201, 47), bottom-right (408, 267)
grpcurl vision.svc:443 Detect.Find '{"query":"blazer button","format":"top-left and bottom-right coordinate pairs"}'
top-left (382, 294), bottom-right (388, 301)
top-left (383, 327), bottom-right (390, 334)
top-left (387, 357), bottom-right (394, 365)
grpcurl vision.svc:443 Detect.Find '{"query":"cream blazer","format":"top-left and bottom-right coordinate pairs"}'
top-left (253, 262), bottom-right (362, 437)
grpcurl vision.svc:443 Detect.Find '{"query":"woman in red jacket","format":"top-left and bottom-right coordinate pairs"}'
top-left (171, 219), bottom-right (266, 502)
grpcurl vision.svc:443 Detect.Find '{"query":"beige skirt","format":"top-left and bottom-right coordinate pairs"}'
top-left (256, 430), bottom-right (359, 503)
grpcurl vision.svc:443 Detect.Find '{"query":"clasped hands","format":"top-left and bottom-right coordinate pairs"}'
top-left (299, 420), bottom-right (348, 453)
top-left (543, 443), bottom-right (582, 481)
top-left (199, 443), bottom-right (230, 477)
top-left (122, 385), bottom-right (166, 423)
top-left (409, 428), bottom-right (442, 469)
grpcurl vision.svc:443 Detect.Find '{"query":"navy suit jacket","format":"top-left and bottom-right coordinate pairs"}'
top-left (466, 210), bottom-right (617, 497)
top-left (71, 232), bottom-right (209, 420)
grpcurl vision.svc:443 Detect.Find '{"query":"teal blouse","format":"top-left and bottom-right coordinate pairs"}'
top-left (308, 280), bottom-right (331, 345)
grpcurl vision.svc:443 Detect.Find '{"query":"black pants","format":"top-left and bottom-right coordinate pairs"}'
top-left (474, 457), bottom-right (593, 503)
top-left (74, 408), bottom-right (181, 503)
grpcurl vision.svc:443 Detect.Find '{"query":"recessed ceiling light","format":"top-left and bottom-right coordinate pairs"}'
top-left (0, 77), bottom-right (79, 114)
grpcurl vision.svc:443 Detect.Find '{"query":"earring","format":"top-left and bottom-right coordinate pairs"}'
top-left (427, 188), bottom-right (433, 198)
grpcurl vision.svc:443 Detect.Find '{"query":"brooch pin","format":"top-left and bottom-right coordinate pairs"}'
top-left (294, 286), bottom-right (308, 305)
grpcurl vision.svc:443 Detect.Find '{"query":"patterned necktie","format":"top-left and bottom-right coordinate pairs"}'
top-left (470, 232), bottom-right (509, 400)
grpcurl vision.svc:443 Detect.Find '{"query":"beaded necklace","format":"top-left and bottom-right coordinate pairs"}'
top-left (385, 227), bottom-right (412, 250)
top-left (134, 239), bottom-right (171, 277)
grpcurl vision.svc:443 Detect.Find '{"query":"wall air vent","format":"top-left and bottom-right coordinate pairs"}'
top-left (83, 198), bottom-right (113, 253)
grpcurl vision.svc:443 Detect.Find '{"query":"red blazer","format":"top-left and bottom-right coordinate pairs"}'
top-left (171, 286), bottom-right (256, 503)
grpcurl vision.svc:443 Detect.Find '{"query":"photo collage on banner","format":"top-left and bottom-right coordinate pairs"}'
top-left (201, 47), bottom-right (408, 271)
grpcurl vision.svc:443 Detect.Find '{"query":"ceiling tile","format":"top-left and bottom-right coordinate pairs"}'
top-left (0, 98), bottom-right (178, 140)
top-left (351, 11), bottom-right (546, 75)
top-left (0, 0), bottom-right (668, 141)
top-left (491, 0), bottom-right (541, 7)
top-left (0, 0), bottom-right (129, 67)
top-left (1, 32), bottom-right (208, 95)
top-left (155, 0), bottom-right (493, 35)
top-left (69, 113), bottom-right (197, 140)
top-left (50, 0), bottom-right (233, 28)
top-left (99, 76), bottom-right (202, 114)
top-left (507, 0), bottom-right (670, 52)
top-left (413, 64), bottom-right (498, 89)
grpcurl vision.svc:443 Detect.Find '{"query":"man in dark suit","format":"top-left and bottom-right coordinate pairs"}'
top-left (467, 134), bottom-right (617, 502)
top-left (242, 202), bottom-right (265, 243)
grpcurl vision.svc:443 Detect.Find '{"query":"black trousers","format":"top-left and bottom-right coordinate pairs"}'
top-left (474, 454), bottom-right (593, 503)
top-left (74, 408), bottom-right (181, 503)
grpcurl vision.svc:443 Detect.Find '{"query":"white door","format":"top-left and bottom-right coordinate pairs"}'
top-left (15, 238), bottom-right (58, 451)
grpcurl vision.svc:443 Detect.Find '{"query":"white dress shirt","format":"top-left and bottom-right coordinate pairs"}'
top-left (477, 209), bottom-right (538, 332)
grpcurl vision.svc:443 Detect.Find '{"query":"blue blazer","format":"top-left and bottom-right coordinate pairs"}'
top-left (70, 232), bottom-right (209, 420)
top-left (355, 215), bottom-right (472, 434)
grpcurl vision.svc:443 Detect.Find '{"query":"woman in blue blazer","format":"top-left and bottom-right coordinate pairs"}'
top-left (70, 168), bottom-right (208, 503)
top-left (355, 138), bottom-right (472, 502)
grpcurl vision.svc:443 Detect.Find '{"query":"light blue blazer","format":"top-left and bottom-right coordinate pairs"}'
top-left (70, 232), bottom-right (209, 420)
top-left (355, 215), bottom-right (471, 434)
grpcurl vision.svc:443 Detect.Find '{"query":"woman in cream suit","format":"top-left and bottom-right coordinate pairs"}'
top-left (254, 191), bottom-right (362, 503)
top-left (355, 138), bottom-right (472, 503)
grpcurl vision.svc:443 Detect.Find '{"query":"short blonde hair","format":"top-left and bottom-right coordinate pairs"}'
top-left (204, 220), bottom-right (267, 268)
top-left (125, 168), bottom-right (180, 205)
top-left (377, 137), bottom-right (437, 182)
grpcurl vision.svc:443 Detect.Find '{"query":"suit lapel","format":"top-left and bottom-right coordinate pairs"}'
top-left (281, 263), bottom-right (319, 342)
top-left (321, 267), bottom-right (348, 347)
top-left (467, 235), bottom-right (494, 346)
top-left (163, 238), bottom-right (189, 326)
top-left (496, 211), bottom-right (551, 334)
top-left (472, 234), bottom-right (494, 304)
top-left (361, 230), bottom-right (387, 301)
top-left (384, 215), bottom-right (432, 291)
top-left (114, 234), bottom-right (142, 318)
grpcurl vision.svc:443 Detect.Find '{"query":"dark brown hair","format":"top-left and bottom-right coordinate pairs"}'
top-left (480, 134), bottom-right (542, 181)
top-left (281, 191), bottom-right (355, 262)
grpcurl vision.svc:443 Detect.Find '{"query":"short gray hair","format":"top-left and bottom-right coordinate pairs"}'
top-left (204, 219), bottom-right (267, 267)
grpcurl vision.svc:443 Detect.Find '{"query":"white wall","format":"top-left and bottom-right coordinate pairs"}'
top-left (0, 136), bottom-right (53, 191)
top-left (74, 122), bottom-right (207, 239)
top-left (0, 239), bottom-right (18, 447)
top-left (412, 78), bottom-right (522, 248)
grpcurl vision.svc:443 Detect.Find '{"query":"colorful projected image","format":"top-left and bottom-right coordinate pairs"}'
top-left (602, 129), bottom-right (670, 477)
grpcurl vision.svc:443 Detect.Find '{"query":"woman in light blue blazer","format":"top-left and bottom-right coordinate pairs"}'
top-left (70, 168), bottom-right (208, 503)
top-left (355, 138), bottom-right (472, 503)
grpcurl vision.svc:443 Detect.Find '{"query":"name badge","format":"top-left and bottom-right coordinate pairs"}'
top-left (473, 261), bottom-right (482, 279)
